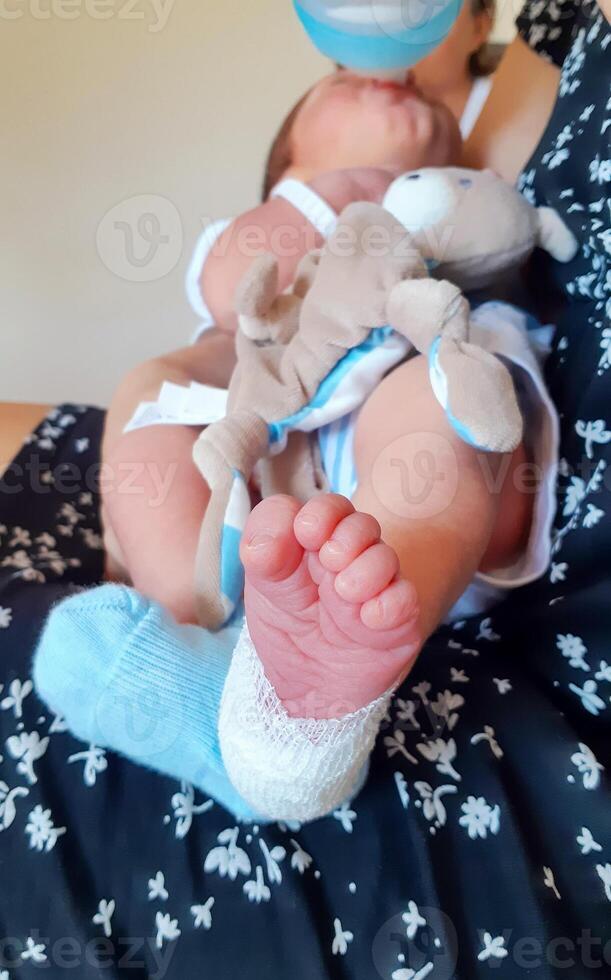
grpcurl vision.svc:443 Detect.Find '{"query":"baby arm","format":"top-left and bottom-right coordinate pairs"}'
top-left (202, 169), bottom-right (397, 333)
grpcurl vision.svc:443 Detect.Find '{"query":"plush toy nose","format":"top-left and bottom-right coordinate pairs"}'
top-left (383, 171), bottom-right (458, 233)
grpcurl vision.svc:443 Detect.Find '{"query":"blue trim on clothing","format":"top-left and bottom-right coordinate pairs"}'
top-left (268, 327), bottom-right (394, 445)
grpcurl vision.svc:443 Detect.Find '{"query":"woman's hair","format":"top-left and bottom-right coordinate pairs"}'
top-left (470, 0), bottom-right (496, 77)
top-left (262, 0), bottom-right (496, 200)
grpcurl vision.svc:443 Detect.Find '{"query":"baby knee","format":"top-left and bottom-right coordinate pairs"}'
top-left (118, 354), bottom-right (186, 406)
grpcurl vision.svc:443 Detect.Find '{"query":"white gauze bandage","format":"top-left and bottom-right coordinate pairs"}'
top-left (218, 622), bottom-right (393, 823)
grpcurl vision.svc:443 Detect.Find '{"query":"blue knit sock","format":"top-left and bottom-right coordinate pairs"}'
top-left (33, 584), bottom-right (258, 822)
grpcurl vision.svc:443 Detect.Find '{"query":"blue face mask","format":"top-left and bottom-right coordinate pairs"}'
top-left (293, 0), bottom-right (463, 74)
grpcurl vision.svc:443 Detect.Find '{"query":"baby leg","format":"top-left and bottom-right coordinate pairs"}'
top-left (219, 354), bottom-right (532, 819)
top-left (240, 354), bottom-right (532, 719)
top-left (102, 333), bottom-right (236, 623)
top-left (352, 352), bottom-right (532, 638)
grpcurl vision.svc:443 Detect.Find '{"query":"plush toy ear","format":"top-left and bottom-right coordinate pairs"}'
top-left (536, 207), bottom-right (579, 263)
top-left (235, 254), bottom-right (279, 340)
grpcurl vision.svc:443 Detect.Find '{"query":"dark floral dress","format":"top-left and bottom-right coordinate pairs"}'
top-left (0, 3), bottom-right (609, 977)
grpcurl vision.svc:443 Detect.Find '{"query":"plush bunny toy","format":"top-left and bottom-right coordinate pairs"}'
top-left (192, 167), bottom-right (578, 630)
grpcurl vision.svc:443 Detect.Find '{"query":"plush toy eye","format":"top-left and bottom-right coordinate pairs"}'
top-left (405, 173), bottom-right (421, 180)
top-left (459, 178), bottom-right (473, 188)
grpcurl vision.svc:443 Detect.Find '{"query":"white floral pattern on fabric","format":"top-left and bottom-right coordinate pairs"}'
top-left (478, 932), bottom-right (508, 962)
top-left (0, 780), bottom-right (29, 831)
top-left (67, 744), bottom-right (108, 786)
top-left (148, 871), bottom-right (169, 903)
top-left (459, 796), bottom-right (501, 840)
top-left (24, 804), bottom-right (66, 853)
top-left (92, 899), bottom-right (115, 938)
top-left (191, 898), bottom-right (214, 929)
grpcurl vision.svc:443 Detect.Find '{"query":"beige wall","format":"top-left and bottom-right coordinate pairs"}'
top-left (1, 0), bottom-right (520, 407)
top-left (1, 1), bottom-right (327, 406)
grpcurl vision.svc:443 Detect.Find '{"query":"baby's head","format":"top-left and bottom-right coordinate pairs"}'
top-left (262, 71), bottom-right (462, 200)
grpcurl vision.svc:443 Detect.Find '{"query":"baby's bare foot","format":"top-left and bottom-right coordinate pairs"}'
top-left (241, 494), bottom-right (422, 720)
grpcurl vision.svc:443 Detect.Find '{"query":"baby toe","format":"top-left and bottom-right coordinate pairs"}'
top-left (360, 578), bottom-right (419, 632)
top-left (319, 511), bottom-right (381, 573)
top-left (241, 495), bottom-right (303, 583)
top-left (334, 542), bottom-right (399, 604)
top-left (293, 494), bottom-right (354, 551)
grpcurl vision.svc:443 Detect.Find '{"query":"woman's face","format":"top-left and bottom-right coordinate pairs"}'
top-left (411, 2), bottom-right (493, 98)
top-left (289, 70), bottom-right (462, 180)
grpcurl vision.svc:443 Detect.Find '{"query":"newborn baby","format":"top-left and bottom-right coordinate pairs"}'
top-left (34, 72), bottom-right (574, 823)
